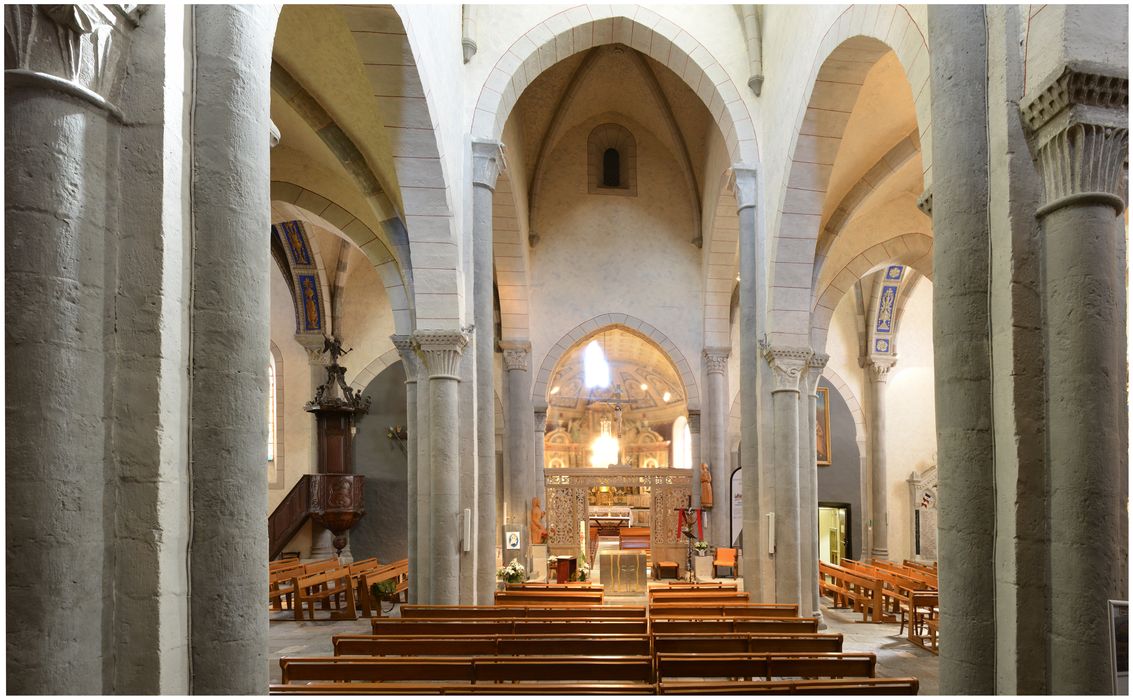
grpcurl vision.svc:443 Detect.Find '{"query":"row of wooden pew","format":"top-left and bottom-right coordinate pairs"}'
top-left (272, 582), bottom-right (920, 694)
top-left (269, 557), bottom-right (408, 621)
top-left (819, 558), bottom-right (939, 653)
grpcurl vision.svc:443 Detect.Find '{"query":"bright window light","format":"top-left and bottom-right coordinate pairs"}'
top-left (583, 340), bottom-right (610, 389)
top-left (590, 420), bottom-right (620, 468)
top-left (662, 391), bottom-right (672, 402)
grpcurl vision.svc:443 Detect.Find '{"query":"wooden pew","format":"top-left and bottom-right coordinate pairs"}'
top-left (401, 605), bottom-right (645, 619)
top-left (647, 603), bottom-right (800, 619)
top-left (655, 652), bottom-right (877, 681)
top-left (618, 527), bottom-right (651, 552)
top-left (494, 590), bottom-right (604, 606)
top-left (818, 561), bottom-right (883, 623)
top-left (507, 581), bottom-right (601, 589)
top-left (651, 618), bottom-right (819, 635)
top-left (648, 590), bottom-right (751, 604)
top-left (278, 655), bottom-right (654, 685)
top-left (656, 677), bottom-right (920, 695)
top-left (651, 581), bottom-right (738, 590)
top-left (356, 559), bottom-right (409, 617)
top-left (333, 634), bottom-right (652, 658)
top-left (653, 632), bottom-right (844, 654)
top-left (371, 618), bottom-right (650, 636)
top-left (269, 562), bottom-right (305, 611)
top-left (270, 681), bottom-right (654, 694)
top-left (291, 565), bottom-right (356, 621)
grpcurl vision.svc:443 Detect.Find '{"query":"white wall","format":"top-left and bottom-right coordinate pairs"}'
top-left (269, 262), bottom-right (315, 512)
top-left (338, 244), bottom-right (397, 387)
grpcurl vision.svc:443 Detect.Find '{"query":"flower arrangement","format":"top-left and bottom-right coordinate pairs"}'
top-left (496, 558), bottom-right (527, 584)
top-left (386, 425), bottom-right (407, 441)
top-left (576, 560), bottom-right (592, 582)
top-left (694, 541), bottom-right (710, 556)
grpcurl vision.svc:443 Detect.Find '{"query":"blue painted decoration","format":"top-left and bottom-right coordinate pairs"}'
top-left (298, 273), bottom-right (322, 331)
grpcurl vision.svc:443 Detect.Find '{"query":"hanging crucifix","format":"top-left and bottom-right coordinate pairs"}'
top-left (674, 495), bottom-right (704, 582)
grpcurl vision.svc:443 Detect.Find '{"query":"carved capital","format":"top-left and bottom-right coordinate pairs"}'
top-left (703, 347), bottom-right (730, 375)
top-left (534, 404), bottom-right (548, 434)
top-left (5, 4), bottom-right (130, 117)
top-left (391, 334), bottom-right (419, 382)
top-left (412, 329), bottom-right (469, 380)
top-left (1021, 64), bottom-right (1129, 216)
top-left (867, 357), bottom-right (897, 384)
top-left (917, 187), bottom-right (933, 217)
top-left (471, 139), bottom-right (504, 190)
top-left (499, 340), bottom-right (531, 372)
top-left (764, 345), bottom-right (811, 393)
top-left (804, 352), bottom-right (829, 395)
top-left (686, 409), bottom-right (701, 434)
top-left (732, 166), bottom-right (758, 211)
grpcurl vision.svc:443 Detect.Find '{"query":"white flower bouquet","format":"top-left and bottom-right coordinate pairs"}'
top-left (496, 558), bottom-right (527, 584)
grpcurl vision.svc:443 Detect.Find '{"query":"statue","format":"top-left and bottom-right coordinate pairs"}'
top-left (700, 463), bottom-right (713, 508)
top-left (530, 497), bottom-right (547, 544)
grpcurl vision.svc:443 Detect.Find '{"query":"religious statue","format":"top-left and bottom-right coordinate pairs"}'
top-left (530, 497), bottom-right (547, 544)
top-left (700, 463), bottom-right (713, 508)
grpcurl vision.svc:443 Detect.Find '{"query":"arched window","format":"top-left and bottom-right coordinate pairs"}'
top-left (672, 415), bottom-right (692, 468)
top-left (602, 148), bottom-right (620, 187)
top-left (267, 355), bottom-right (277, 462)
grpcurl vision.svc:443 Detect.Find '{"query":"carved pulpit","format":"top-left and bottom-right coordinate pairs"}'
top-left (305, 337), bottom-right (372, 555)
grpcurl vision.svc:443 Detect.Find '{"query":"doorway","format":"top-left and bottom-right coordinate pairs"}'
top-left (818, 502), bottom-right (852, 565)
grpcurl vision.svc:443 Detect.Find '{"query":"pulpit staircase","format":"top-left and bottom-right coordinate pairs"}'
top-left (269, 474), bottom-right (312, 560)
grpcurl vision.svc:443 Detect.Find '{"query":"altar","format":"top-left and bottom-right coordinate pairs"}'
top-left (598, 549), bottom-right (648, 593)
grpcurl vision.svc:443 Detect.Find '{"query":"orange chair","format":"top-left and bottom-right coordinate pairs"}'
top-left (713, 547), bottom-right (737, 578)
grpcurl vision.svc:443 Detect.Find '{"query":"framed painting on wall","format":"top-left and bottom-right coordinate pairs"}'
top-left (816, 387), bottom-right (832, 465)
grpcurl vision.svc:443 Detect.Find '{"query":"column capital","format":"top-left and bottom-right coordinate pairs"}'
top-left (4, 4), bottom-right (137, 119)
top-left (471, 139), bottom-right (505, 190)
top-left (391, 334), bottom-right (419, 382)
top-left (412, 329), bottom-right (469, 380)
top-left (866, 356), bottom-right (897, 383)
top-left (533, 402), bottom-right (548, 433)
top-left (686, 409), bottom-right (702, 434)
top-left (1021, 63), bottom-right (1128, 217)
top-left (498, 340), bottom-right (531, 372)
top-left (917, 187), bottom-right (933, 217)
top-left (703, 347), bottom-right (731, 375)
top-left (763, 345), bottom-right (811, 393)
top-left (804, 352), bottom-right (829, 395)
top-left (731, 165), bottom-right (758, 211)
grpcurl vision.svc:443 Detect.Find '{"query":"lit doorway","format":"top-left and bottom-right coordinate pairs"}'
top-left (818, 502), bottom-right (851, 565)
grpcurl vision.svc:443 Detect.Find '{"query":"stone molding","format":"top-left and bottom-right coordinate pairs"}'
top-left (867, 357), bottom-right (897, 383)
top-left (916, 187), bottom-right (933, 216)
top-left (764, 345), bottom-right (811, 393)
top-left (703, 347), bottom-right (731, 375)
top-left (471, 139), bottom-right (504, 190)
top-left (4, 4), bottom-right (131, 118)
top-left (1021, 64), bottom-right (1129, 216)
top-left (732, 166), bottom-right (758, 211)
top-left (804, 352), bottom-right (829, 396)
top-left (533, 404), bottom-right (548, 434)
top-left (498, 340), bottom-right (531, 372)
top-left (412, 329), bottom-right (469, 380)
top-left (687, 409), bottom-right (702, 434)
top-left (391, 334), bottom-right (419, 383)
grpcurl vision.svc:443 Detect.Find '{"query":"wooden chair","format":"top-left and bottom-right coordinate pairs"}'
top-left (713, 547), bottom-right (737, 577)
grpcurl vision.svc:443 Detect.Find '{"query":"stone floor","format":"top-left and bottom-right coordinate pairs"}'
top-left (269, 591), bottom-right (940, 692)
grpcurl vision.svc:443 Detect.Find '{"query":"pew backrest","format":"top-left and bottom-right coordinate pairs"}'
top-left (655, 652), bottom-right (876, 681)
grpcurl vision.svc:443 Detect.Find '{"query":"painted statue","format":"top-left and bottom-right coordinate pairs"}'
top-left (530, 497), bottom-right (547, 544)
top-left (700, 463), bottom-right (714, 508)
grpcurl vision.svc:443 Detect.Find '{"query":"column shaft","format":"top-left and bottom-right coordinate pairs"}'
top-left (802, 355), bottom-right (827, 623)
top-left (927, 5), bottom-right (996, 692)
top-left (533, 406), bottom-right (548, 512)
top-left (415, 352), bottom-right (433, 601)
top-left (766, 348), bottom-right (807, 605)
top-left (688, 410), bottom-right (702, 510)
top-left (501, 342), bottom-right (533, 568)
top-left (392, 336), bottom-right (419, 604)
top-left (704, 350), bottom-right (730, 547)
top-left (867, 360), bottom-right (894, 559)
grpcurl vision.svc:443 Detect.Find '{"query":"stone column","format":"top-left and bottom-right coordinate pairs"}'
top-left (500, 341), bottom-right (533, 567)
top-left (734, 166), bottom-right (764, 599)
top-left (802, 354), bottom-right (828, 622)
top-left (927, 6), bottom-right (996, 692)
top-left (688, 409), bottom-right (702, 509)
top-left (413, 330), bottom-right (469, 604)
top-left (392, 335), bottom-right (420, 604)
top-left (865, 357), bottom-right (895, 559)
top-left (703, 348), bottom-right (731, 546)
top-left (1022, 65), bottom-right (1128, 694)
top-left (414, 344), bottom-right (433, 601)
top-left (471, 139), bottom-right (502, 603)
top-left (533, 404), bottom-right (548, 509)
top-left (182, 5), bottom-right (277, 693)
top-left (4, 5), bottom-right (127, 692)
top-left (764, 346), bottom-right (809, 605)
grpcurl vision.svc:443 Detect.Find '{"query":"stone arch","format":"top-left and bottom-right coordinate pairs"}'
top-left (768, 5), bottom-right (931, 345)
top-left (703, 169), bottom-right (741, 349)
top-left (472, 5), bottom-right (758, 167)
top-left (492, 169), bottom-right (532, 341)
top-left (349, 346), bottom-right (402, 393)
top-left (810, 232), bottom-right (933, 352)
top-left (270, 219), bottom-right (332, 343)
top-left (532, 314), bottom-right (701, 411)
top-left (272, 182), bottom-right (414, 336)
top-left (335, 5), bottom-right (465, 328)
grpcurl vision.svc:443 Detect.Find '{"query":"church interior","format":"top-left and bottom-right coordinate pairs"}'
top-left (5, 3), bottom-right (1129, 695)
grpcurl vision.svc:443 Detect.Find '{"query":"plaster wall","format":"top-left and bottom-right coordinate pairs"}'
top-left (882, 280), bottom-right (937, 561)
top-left (817, 377), bottom-right (863, 560)
top-left (527, 117), bottom-right (703, 388)
top-left (352, 363), bottom-right (410, 564)
top-left (269, 262), bottom-right (315, 511)
top-left (338, 245), bottom-right (397, 387)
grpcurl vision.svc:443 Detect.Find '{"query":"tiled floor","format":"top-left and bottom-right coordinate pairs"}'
top-left (269, 588), bottom-right (939, 692)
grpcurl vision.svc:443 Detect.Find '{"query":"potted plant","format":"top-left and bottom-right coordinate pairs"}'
top-left (496, 558), bottom-right (527, 585)
top-left (694, 541), bottom-right (711, 556)
top-left (575, 558), bottom-right (592, 582)
top-left (368, 578), bottom-right (399, 614)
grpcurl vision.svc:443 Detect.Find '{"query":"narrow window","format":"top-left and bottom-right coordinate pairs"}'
top-left (267, 356), bottom-right (277, 462)
top-left (602, 148), bottom-right (620, 187)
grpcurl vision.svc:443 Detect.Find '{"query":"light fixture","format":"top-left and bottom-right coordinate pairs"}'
top-left (550, 385), bottom-right (560, 395)
top-left (590, 419), bottom-right (620, 468)
top-left (640, 383), bottom-right (648, 391)
top-left (662, 391), bottom-right (672, 402)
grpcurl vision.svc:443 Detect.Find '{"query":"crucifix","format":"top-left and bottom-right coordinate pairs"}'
top-left (675, 495), bottom-right (703, 582)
